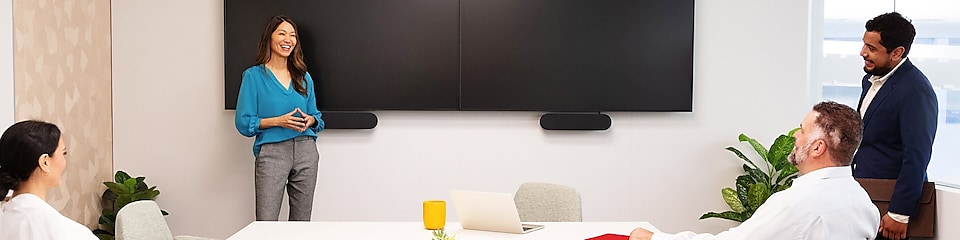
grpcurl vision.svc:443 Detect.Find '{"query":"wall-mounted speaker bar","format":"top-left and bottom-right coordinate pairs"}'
top-left (321, 112), bottom-right (378, 129)
top-left (540, 113), bottom-right (611, 130)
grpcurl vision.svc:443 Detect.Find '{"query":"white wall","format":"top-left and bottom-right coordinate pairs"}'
top-left (112, 0), bottom-right (818, 238)
top-left (938, 188), bottom-right (960, 240)
top-left (1, 0), bottom-right (13, 129)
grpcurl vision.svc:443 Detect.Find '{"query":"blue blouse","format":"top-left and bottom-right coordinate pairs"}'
top-left (235, 64), bottom-right (324, 156)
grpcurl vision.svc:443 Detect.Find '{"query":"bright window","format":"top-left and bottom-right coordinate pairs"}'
top-left (814, 0), bottom-right (960, 187)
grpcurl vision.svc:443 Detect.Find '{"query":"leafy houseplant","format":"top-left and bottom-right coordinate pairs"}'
top-left (92, 170), bottom-right (167, 240)
top-left (431, 228), bottom-right (456, 240)
top-left (700, 129), bottom-right (800, 222)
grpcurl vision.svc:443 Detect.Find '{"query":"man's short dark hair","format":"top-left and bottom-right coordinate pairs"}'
top-left (865, 12), bottom-right (916, 58)
top-left (812, 101), bottom-right (863, 165)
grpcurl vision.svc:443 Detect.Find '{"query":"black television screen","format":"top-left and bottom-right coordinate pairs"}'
top-left (225, 0), bottom-right (693, 112)
top-left (459, 0), bottom-right (694, 111)
top-left (224, 0), bottom-right (460, 110)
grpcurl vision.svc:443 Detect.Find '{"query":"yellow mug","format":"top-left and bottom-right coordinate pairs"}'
top-left (423, 200), bottom-right (446, 230)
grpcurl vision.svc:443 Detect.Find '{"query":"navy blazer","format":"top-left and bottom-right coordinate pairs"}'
top-left (853, 58), bottom-right (938, 217)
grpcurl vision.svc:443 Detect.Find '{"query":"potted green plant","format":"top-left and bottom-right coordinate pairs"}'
top-left (700, 129), bottom-right (799, 222)
top-left (92, 170), bottom-right (167, 240)
top-left (431, 228), bottom-right (456, 240)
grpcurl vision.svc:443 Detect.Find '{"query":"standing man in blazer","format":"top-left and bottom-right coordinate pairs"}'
top-left (854, 12), bottom-right (938, 240)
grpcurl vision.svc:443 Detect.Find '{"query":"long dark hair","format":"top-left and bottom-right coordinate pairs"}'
top-left (0, 120), bottom-right (61, 196)
top-left (254, 15), bottom-right (309, 96)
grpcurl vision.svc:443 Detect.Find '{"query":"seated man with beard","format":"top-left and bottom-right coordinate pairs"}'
top-left (629, 101), bottom-right (880, 240)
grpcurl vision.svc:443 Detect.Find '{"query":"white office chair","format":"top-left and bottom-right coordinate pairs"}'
top-left (513, 182), bottom-right (582, 222)
top-left (115, 200), bottom-right (218, 240)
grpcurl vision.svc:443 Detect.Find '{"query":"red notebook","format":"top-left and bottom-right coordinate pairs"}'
top-left (586, 233), bottom-right (630, 240)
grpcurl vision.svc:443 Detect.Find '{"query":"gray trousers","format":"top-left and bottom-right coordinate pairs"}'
top-left (255, 136), bottom-right (319, 221)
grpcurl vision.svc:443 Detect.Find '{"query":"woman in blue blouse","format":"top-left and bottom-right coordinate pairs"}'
top-left (235, 15), bottom-right (324, 221)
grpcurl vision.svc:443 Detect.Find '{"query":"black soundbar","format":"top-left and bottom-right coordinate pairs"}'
top-left (539, 113), bottom-right (611, 130)
top-left (320, 112), bottom-right (378, 129)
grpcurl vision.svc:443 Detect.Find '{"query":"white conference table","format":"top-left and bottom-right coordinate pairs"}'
top-left (227, 221), bottom-right (658, 240)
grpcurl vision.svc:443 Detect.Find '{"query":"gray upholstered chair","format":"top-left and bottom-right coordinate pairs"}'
top-left (513, 182), bottom-right (582, 222)
top-left (115, 200), bottom-right (217, 240)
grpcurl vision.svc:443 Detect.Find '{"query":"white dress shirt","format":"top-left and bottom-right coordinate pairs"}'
top-left (0, 193), bottom-right (98, 240)
top-left (859, 58), bottom-right (908, 118)
top-left (652, 167), bottom-right (880, 240)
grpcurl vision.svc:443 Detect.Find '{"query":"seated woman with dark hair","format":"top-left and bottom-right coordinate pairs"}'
top-left (0, 120), bottom-right (97, 239)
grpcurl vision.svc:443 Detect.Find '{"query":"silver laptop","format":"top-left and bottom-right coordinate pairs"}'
top-left (449, 190), bottom-right (545, 234)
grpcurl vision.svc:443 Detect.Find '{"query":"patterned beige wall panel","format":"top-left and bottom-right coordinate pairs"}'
top-left (12, 0), bottom-right (112, 229)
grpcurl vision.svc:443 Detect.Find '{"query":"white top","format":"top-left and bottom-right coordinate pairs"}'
top-left (859, 58), bottom-right (908, 118)
top-left (0, 193), bottom-right (98, 240)
top-left (652, 167), bottom-right (880, 240)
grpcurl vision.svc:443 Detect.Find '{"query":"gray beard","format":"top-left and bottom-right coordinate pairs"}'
top-left (788, 144), bottom-right (809, 165)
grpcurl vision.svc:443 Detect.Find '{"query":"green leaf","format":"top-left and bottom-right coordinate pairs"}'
top-left (725, 147), bottom-right (759, 170)
top-left (115, 171), bottom-right (131, 184)
top-left (787, 127), bottom-right (800, 137)
top-left (774, 184), bottom-right (790, 193)
top-left (773, 177), bottom-right (795, 193)
top-left (98, 215), bottom-right (112, 224)
top-left (103, 223), bottom-right (115, 234)
top-left (100, 208), bottom-right (117, 221)
top-left (131, 190), bottom-right (151, 201)
top-left (745, 168), bottom-right (770, 186)
top-left (699, 211), bottom-right (747, 222)
top-left (739, 134), bottom-right (768, 163)
top-left (747, 183), bottom-right (771, 209)
top-left (92, 229), bottom-right (113, 236)
top-left (735, 175), bottom-right (753, 211)
top-left (115, 195), bottom-right (134, 213)
top-left (132, 189), bottom-right (160, 201)
top-left (147, 187), bottom-right (161, 199)
top-left (104, 182), bottom-right (132, 195)
top-left (781, 175), bottom-right (798, 188)
top-left (432, 228), bottom-right (455, 240)
top-left (101, 189), bottom-right (117, 205)
top-left (134, 177), bottom-right (147, 192)
top-left (767, 134), bottom-right (796, 171)
top-left (123, 178), bottom-right (138, 191)
top-left (775, 164), bottom-right (799, 185)
top-left (94, 233), bottom-right (115, 240)
top-left (95, 235), bottom-right (114, 240)
top-left (721, 187), bottom-right (745, 213)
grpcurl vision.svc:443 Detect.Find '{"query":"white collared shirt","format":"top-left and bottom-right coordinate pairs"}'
top-left (652, 167), bottom-right (880, 240)
top-left (0, 193), bottom-right (98, 240)
top-left (860, 58), bottom-right (908, 118)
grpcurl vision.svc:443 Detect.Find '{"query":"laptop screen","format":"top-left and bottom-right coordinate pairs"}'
top-left (449, 190), bottom-right (544, 234)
